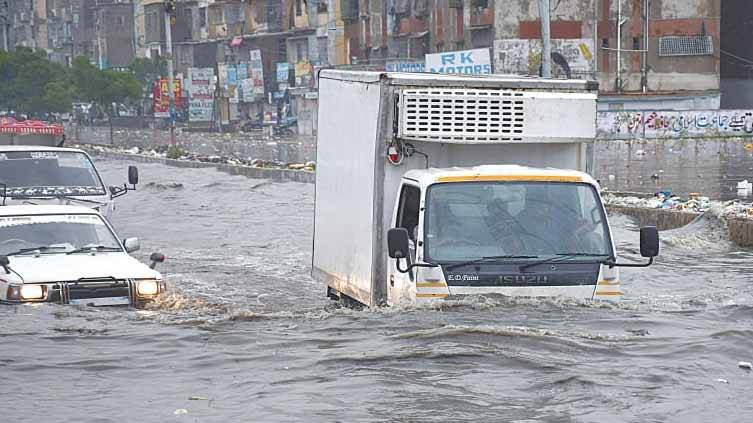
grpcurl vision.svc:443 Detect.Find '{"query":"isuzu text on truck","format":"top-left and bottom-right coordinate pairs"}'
top-left (312, 71), bottom-right (659, 307)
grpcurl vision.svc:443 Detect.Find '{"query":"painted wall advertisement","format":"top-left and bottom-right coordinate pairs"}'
top-left (153, 78), bottom-right (182, 118)
top-left (188, 67), bottom-right (214, 122)
top-left (425, 48), bottom-right (492, 74)
top-left (493, 39), bottom-right (595, 78)
top-left (597, 110), bottom-right (753, 139)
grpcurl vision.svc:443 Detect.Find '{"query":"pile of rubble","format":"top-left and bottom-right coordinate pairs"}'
top-left (79, 143), bottom-right (316, 172)
top-left (603, 191), bottom-right (753, 220)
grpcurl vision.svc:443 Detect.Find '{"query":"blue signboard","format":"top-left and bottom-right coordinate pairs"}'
top-left (425, 48), bottom-right (492, 74)
top-left (386, 61), bottom-right (425, 73)
top-left (276, 62), bottom-right (290, 82)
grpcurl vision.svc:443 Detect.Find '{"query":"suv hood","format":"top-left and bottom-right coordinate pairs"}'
top-left (8, 253), bottom-right (160, 283)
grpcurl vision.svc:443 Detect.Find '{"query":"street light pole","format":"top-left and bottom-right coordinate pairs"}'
top-left (164, 0), bottom-right (176, 145)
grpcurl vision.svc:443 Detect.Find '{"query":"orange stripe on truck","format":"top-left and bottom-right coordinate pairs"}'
top-left (436, 175), bottom-right (583, 183)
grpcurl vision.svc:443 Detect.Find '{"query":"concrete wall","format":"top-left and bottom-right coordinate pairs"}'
top-left (493, 0), bottom-right (721, 94)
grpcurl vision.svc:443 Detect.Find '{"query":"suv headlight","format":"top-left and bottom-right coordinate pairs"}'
top-left (136, 280), bottom-right (159, 297)
top-left (7, 284), bottom-right (46, 301)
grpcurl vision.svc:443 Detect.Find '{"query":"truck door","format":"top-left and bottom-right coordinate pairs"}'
top-left (388, 182), bottom-right (421, 305)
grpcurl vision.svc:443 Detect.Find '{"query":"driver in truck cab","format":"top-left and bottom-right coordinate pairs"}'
top-left (485, 184), bottom-right (605, 256)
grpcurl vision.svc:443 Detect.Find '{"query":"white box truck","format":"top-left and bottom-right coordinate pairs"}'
top-left (312, 70), bottom-right (659, 308)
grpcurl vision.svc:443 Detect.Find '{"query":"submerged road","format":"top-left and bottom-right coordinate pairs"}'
top-left (2, 158), bottom-right (753, 422)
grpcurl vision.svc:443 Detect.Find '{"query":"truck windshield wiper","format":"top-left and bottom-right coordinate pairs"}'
top-left (66, 245), bottom-right (122, 255)
top-left (519, 253), bottom-right (611, 272)
top-left (445, 255), bottom-right (539, 271)
top-left (6, 245), bottom-right (68, 256)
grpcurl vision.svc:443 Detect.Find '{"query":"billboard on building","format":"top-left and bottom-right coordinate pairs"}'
top-left (276, 62), bottom-right (289, 83)
top-left (425, 48), bottom-right (492, 74)
top-left (249, 50), bottom-right (265, 96)
top-left (188, 67), bottom-right (214, 122)
top-left (153, 78), bottom-right (182, 118)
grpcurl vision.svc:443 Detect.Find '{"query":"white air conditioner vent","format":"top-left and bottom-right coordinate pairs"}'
top-left (398, 88), bottom-right (526, 143)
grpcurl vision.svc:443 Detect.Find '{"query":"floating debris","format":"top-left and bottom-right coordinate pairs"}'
top-left (78, 143), bottom-right (315, 173)
top-left (603, 191), bottom-right (753, 219)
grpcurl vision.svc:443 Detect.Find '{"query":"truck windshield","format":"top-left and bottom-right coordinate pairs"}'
top-left (0, 151), bottom-right (106, 196)
top-left (424, 181), bottom-right (612, 262)
top-left (0, 214), bottom-right (122, 256)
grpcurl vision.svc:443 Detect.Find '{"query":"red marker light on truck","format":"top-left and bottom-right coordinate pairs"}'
top-left (388, 145), bottom-right (401, 165)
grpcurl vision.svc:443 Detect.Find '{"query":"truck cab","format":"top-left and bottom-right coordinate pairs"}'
top-left (386, 165), bottom-right (647, 305)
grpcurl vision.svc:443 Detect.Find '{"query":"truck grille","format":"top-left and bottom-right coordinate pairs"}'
top-left (398, 88), bottom-right (525, 143)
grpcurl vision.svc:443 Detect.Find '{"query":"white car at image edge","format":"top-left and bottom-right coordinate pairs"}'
top-left (0, 205), bottom-right (166, 306)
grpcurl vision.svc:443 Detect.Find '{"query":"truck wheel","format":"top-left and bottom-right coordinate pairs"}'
top-left (326, 286), bottom-right (340, 301)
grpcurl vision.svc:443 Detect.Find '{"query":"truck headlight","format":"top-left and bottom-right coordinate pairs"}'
top-left (7, 284), bottom-right (46, 301)
top-left (136, 280), bottom-right (159, 297)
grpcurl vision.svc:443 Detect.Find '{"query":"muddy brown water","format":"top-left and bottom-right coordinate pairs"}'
top-left (595, 138), bottom-right (753, 200)
top-left (2, 158), bottom-right (753, 422)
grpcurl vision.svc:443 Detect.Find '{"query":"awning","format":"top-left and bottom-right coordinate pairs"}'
top-left (229, 36), bottom-right (243, 47)
top-left (408, 31), bottom-right (429, 39)
top-left (0, 117), bottom-right (64, 135)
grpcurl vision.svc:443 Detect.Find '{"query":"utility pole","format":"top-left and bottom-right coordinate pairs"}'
top-left (164, 0), bottom-right (176, 145)
top-left (539, 0), bottom-right (551, 78)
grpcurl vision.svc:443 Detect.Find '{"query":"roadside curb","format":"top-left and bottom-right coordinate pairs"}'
top-left (607, 205), bottom-right (753, 247)
top-left (86, 149), bottom-right (316, 184)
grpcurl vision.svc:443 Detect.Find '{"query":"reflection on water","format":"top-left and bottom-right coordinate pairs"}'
top-left (1, 159), bottom-right (752, 422)
top-left (596, 138), bottom-right (753, 200)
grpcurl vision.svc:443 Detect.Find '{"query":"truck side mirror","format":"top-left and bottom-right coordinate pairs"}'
top-left (388, 228), bottom-right (410, 259)
top-left (607, 226), bottom-right (659, 268)
top-left (128, 166), bottom-right (139, 186)
top-left (640, 226), bottom-right (659, 258)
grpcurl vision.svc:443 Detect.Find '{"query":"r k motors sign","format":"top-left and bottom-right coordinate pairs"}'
top-left (425, 48), bottom-right (492, 74)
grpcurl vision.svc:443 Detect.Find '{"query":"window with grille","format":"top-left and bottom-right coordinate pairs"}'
top-left (658, 35), bottom-right (714, 57)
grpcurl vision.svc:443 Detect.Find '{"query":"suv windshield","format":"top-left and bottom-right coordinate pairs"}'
top-left (0, 151), bottom-right (106, 196)
top-left (0, 214), bottom-right (122, 256)
top-left (424, 181), bottom-right (612, 262)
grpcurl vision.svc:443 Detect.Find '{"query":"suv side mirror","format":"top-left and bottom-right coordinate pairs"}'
top-left (0, 255), bottom-right (9, 274)
top-left (640, 226), bottom-right (659, 258)
top-left (128, 166), bottom-right (139, 186)
top-left (149, 252), bottom-right (165, 269)
top-left (123, 237), bottom-right (140, 253)
top-left (388, 228), bottom-right (410, 259)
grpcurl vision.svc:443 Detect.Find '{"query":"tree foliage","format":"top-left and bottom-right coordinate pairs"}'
top-left (0, 50), bottom-right (145, 118)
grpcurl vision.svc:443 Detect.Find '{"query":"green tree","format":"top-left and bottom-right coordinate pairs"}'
top-left (0, 48), bottom-right (73, 118)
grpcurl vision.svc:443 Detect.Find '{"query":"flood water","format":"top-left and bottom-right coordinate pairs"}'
top-left (596, 138), bottom-right (753, 200)
top-left (2, 158), bottom-right (753, 422)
